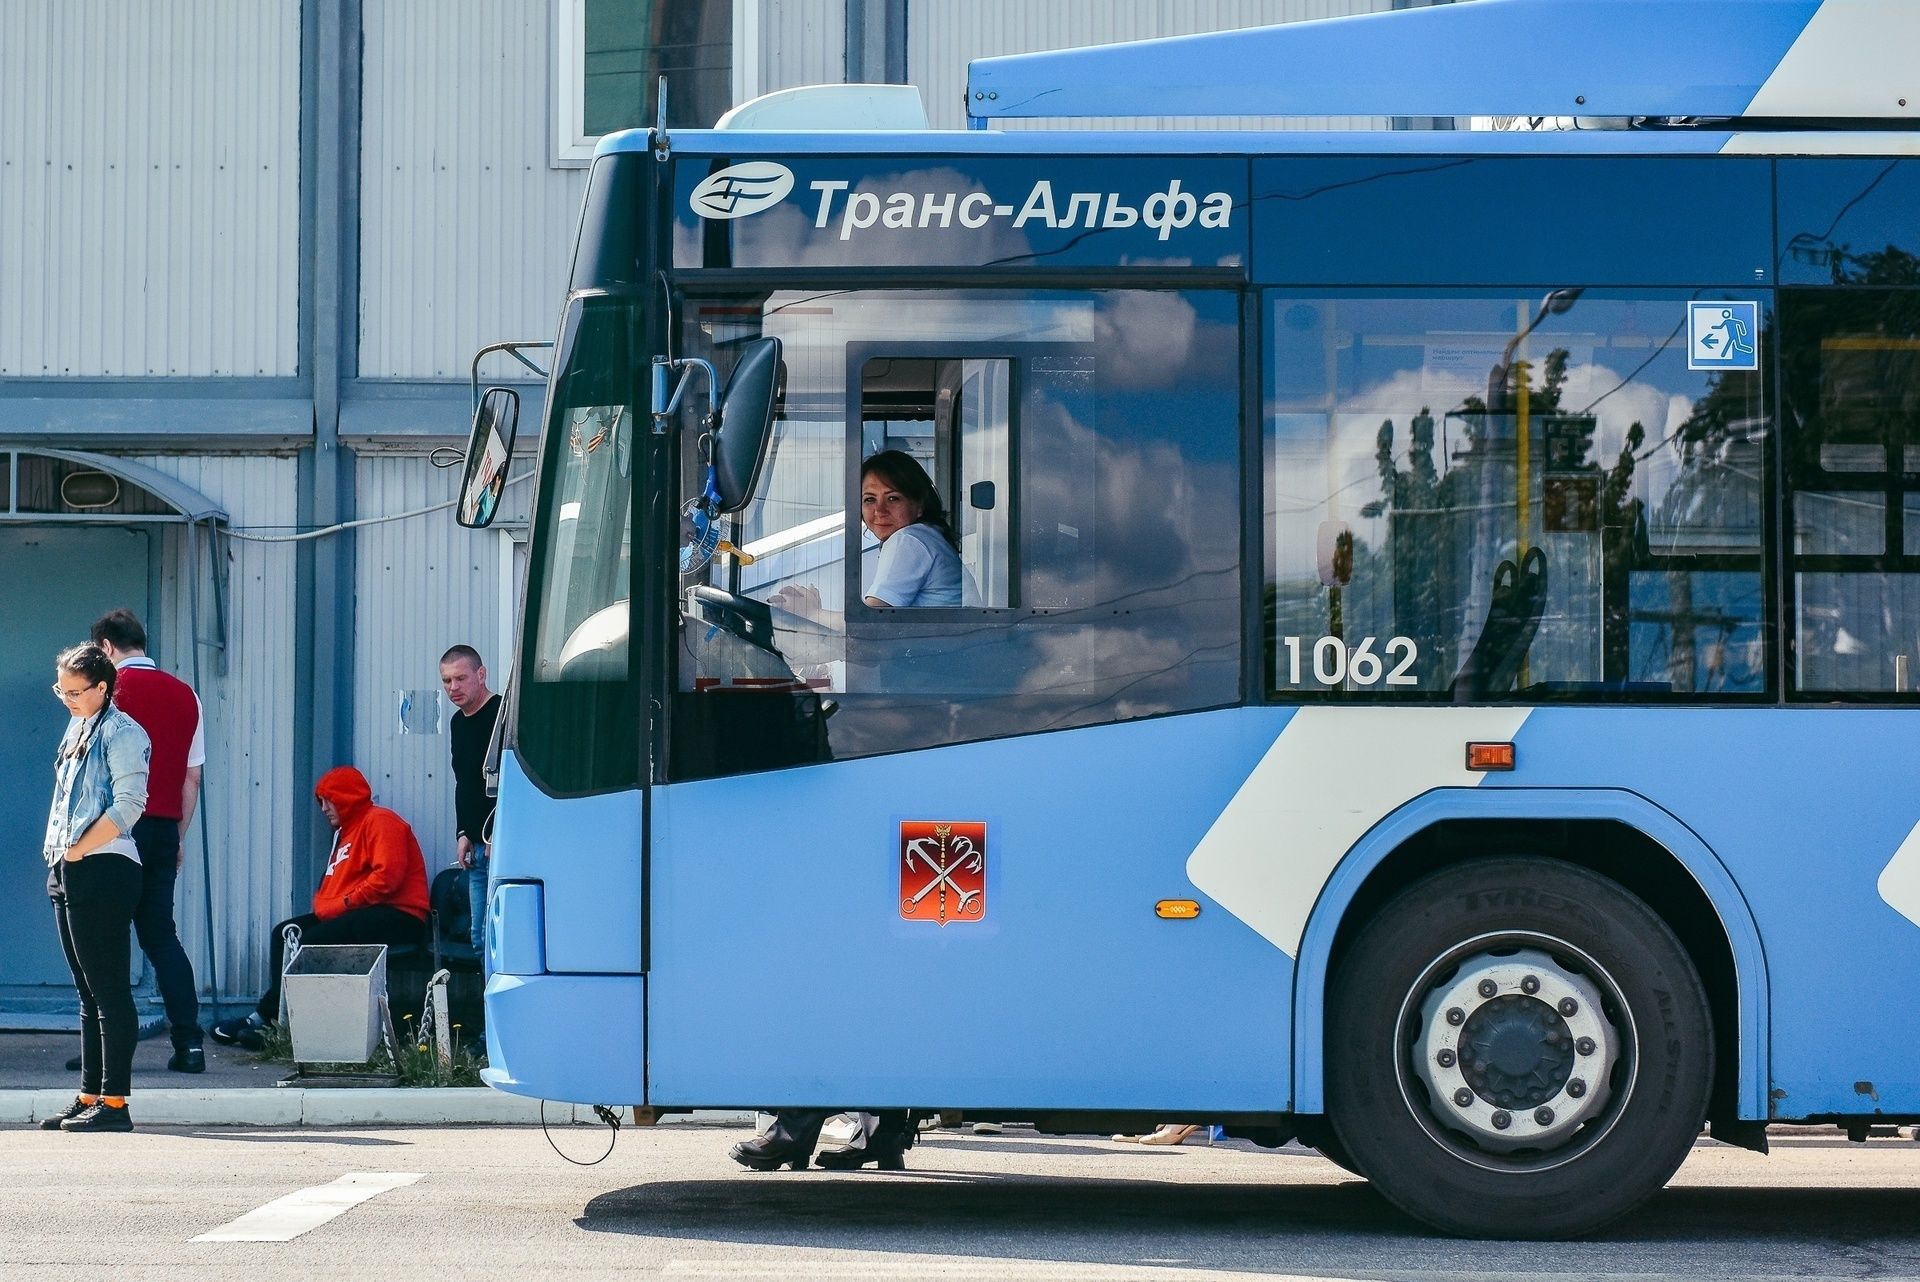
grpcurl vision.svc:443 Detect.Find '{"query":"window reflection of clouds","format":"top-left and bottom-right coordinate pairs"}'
top-left (677, 288), bottom-right (1241, 771)
top-left (1265, 295), bottom-right (1767, 698)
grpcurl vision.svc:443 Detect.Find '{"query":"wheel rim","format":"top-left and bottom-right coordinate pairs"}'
top-left (1394, 932), bottom-right (1635, 1173)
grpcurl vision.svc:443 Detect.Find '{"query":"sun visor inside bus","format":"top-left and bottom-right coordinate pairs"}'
top-left (1252, 156), bottom-right (1773, 287)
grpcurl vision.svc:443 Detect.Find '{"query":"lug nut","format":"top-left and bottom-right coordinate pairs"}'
top-left (1478, 979), bottom-right (1498, 998)
top-left (1491, 1110), bottom-right (1512, 1130)
top-left (1453, 1088), bottom-right (1473, 1108)
top-left (1446, 1007), bottom-right (1466, 1026)
top-left (1558, 997), bottom-right (1579, 1016)
top-left (1534, 1107), bottom-right (1555, 1125)
top-left (1437, 1049), bottom-right (1456, 1068)
top-left (1521, 975), bottom-right (1540, 995)
top-left (1576, 1037), bottom-right (1596, 1055)
top-left (1567, 1078), bottom-right (1586, 1099)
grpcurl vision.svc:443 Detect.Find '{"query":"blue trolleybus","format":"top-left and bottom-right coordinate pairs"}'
top-left (452, 0), bottom-right (1920, 1237)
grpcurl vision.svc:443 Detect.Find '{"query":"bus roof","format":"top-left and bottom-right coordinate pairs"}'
top-left (965, 0), bottom-right (1918, 125)
top-left (604, 127), bottom-right (1919, 161)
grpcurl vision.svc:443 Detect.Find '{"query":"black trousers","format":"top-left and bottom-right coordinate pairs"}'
top-left (48, 854), bottom-right (143, 1098)
top-left (131, 817), bottom-right (201, 1049)
top-left (256, 906), bottom-right (425, 1022)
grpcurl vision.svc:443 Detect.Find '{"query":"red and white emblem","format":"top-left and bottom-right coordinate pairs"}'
top-left (899, 821), bottom-right (986, 925)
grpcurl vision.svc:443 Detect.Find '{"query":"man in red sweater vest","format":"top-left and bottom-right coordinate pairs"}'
top-left (90, 609), bottom-right (206, 1073)
top-left (210, 766), bottom-right (429, 1051)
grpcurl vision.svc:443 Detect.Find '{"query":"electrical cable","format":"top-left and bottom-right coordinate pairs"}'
top-left (218, 472), bottom-right (533, 543)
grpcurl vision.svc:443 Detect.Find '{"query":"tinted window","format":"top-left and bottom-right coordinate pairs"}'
top-left (671, 289), bottom-right (1241, 779)
top-left (1781, 286), bottom-right (1920, 698)
top-left (1778, 159), bottom-right (1920, 287)
top-left (1265, 291), bottom-right (1771, 701)
top-left (1252, 157), bottom-right (1771, 287)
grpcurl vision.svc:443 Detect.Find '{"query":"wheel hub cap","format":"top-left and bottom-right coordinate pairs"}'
top-left (1412, 946), bottom-right (1620, 1154)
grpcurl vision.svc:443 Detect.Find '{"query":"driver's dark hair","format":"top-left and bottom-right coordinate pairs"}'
top-left (56, 643), bottom-right (118, 698)
top-left (861, 450), bottom-right (958, 550)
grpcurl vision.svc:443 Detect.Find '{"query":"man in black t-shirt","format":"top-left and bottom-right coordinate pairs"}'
top-left (440, 645), bottom-right (500, 974)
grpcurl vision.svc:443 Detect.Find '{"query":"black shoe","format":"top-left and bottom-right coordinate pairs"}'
top-left (40, 1097), bottom-right (91, 1130)
top-left (729, 1110), bottom-right (829, 1172)
top-left (815, 1141), bottom-right (907, 1171)
top-left (168, 1045), bottom-right (205, 1074)
top-left (60, 1101), bottom-right (133, 1133)
top-left (65, 1054), bottom-right (82, 1072)
top-left (209, 1017), bottom-right (266, 1052)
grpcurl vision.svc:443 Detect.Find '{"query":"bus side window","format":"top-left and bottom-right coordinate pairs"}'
top-left (860, 355), bottom-right (1012, 608)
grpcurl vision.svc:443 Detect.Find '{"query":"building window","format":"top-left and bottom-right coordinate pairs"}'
top-left (553, 0), bottom-right (734, 166)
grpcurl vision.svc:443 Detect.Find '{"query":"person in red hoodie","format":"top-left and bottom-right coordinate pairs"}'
top-left (209, 767), bottom-right (428, 1051)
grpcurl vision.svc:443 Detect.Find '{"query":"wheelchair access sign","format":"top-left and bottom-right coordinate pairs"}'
top-left (1687, 301), bottom-right (1759, 372)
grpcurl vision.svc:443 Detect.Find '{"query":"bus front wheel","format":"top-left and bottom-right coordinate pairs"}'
top-left (1326, 857), bottom-right (1713, 1238)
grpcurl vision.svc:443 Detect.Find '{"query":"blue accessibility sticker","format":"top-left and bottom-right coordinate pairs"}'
top-left (1687, 300), bottom-right (1759, 372)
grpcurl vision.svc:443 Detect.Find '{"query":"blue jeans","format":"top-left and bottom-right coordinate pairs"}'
top-left (466, 844), bottom-right (490, 977)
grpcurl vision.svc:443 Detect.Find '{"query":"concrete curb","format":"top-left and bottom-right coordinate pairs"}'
top-left (0, 1089), bottom-right (753, 1129)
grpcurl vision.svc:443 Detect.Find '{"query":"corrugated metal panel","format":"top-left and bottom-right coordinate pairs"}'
top-left (758, 0), bottom-right (846, 95)
top-left (0, 1), bottom-right (299, 377)
top-left (361, 0), bottom-right (588, 379)
top-left (909, 0), bottom-right (1399, 132)
top-left (127, 452), bottom-right (302, 1005)
top-left (351, 450), bottom-right (534, 882)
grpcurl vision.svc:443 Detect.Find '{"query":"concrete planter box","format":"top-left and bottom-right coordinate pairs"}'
top-left (283, 944), bottom-right (388, 1064)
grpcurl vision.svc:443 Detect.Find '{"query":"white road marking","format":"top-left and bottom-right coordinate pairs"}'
top-left (191, 1172), bottom-right (422, 1243)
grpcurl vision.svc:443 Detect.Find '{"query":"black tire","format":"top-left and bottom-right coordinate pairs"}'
top-left (1327, 857), bottom-right (1712, 1239)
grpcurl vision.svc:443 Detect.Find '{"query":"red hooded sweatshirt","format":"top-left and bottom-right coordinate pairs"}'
top-left (312, 767), bottom-right (429, 922)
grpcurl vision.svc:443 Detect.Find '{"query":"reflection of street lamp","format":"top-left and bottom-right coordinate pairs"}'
top-left (1486, 288), bottom-right (1584, 411)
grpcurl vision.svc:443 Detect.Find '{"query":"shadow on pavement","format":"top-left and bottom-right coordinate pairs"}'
top-left (576, 1176), bottom-right (1920, 1274)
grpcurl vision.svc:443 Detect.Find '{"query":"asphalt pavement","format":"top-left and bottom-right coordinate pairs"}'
top-left (5, 1123), bottom-right (1920, 1280)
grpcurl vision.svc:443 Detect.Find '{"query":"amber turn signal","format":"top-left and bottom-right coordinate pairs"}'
top-left (1465, 741), bottom-right (1516, 771)
top-left (1155, 899), bottom-right (1202, 919)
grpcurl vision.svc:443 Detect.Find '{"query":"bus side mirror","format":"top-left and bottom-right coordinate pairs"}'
top-left (457, 387), bottom-right (519, 529)
top-left (712, 337), bottom-right (783, 513)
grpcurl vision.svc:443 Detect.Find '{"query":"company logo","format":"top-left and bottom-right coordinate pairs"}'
top-left (689, 162), bottom-right (795, 220)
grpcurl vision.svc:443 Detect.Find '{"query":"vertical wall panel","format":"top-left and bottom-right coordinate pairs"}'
top-left (758, 0), bottom-right (846, 96)
top-left (351, 450), bottom-right (533, 879)
top-left (906, 0), bottom-right (1398, 132)
top-left (129, 453), bottom-right (301, 1006)
top-left (360, 0), bottom-right (590, 379)
top-left (0, 1), bottom-right (299, 377)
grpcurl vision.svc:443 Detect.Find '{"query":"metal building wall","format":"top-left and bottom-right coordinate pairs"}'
top-left (130, 452), bottom-right (303, 1007)
top-left (360, 0), bottom-right (589, 380)
top-left (0, 0), bottom-right (300, 377)
top-left (908, 0), bottom-right (1398, 132)
top-left (350, 450), bottom-right (534, 879)
top-left (755, 0), bottom-right (848, 97)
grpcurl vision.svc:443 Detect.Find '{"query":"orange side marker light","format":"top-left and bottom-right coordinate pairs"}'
top-left (1155, 899), bottom-right (1202, 920)
top-left (1466, 742), bottom-right (1516, 772)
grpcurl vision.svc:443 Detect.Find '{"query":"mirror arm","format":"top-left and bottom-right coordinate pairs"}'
top-left (651, 355), bottom-right (717, 435)
top-left (469, 340), bottom-right (555, 413)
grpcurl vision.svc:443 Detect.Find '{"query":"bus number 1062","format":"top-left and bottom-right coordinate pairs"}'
top-left (1280, 635), bottom-right (1420, 687)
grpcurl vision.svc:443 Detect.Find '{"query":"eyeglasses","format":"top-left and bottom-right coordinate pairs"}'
top-left (52, 682), bottom-right (101, 702)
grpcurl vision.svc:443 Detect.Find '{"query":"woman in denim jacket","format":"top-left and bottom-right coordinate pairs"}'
top-left (41, 644), bottom-right (150, 1134)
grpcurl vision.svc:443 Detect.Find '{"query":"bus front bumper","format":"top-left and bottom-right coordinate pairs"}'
top-left (480, 972), bottom-right (646, 1106)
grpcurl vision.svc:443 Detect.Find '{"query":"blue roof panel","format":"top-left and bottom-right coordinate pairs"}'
top-left (965, 0), bottom-right (1822, 122)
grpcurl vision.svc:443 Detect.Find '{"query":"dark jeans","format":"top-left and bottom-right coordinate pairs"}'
top-left (48, 854), bottom-right (143, 1098)
top-left (131, 817), bottom-right (201, 1049)
top-left (256, 906), bottom-right (425, 1022)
